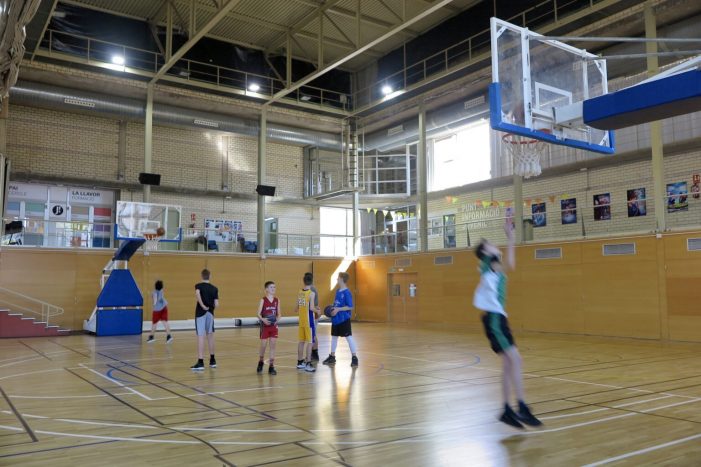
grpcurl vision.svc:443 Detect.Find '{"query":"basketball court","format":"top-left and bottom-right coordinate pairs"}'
top-left (1, 0), bottom-right (701, 465)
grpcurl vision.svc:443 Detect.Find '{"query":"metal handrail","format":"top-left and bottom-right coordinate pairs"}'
top-left (0, 286), bottom-right (64, 327)
top-left (353, 0), bottom-right (606, 109)
top-left (43, 29), bottom-right (349, 110)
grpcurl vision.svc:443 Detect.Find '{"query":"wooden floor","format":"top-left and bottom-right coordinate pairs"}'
top-left (1, 323), bottom-right (701, 466)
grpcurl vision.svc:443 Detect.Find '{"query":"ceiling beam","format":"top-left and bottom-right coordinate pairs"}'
top-left (288, 0), bottom-right (420, 38)
top-left (266, 0), bottom-right (345, 53)
top-left (30, 0), bottom-right (59, 61)
top-left (267, 0), bottom-right (456, 104)
top-left (150, 0), bottom-right (242, 84)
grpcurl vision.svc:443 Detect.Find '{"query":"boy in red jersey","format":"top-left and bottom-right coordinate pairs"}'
top-left (257, 281), bottom-right (280, 375)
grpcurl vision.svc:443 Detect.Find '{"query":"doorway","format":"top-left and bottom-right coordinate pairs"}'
top-left (388, 273), bottom-right (418, 323)
top-left (265, 217), bottom-right (278, 253)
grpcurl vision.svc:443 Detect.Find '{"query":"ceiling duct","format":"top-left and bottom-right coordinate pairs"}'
top-left (363, 95), bottom-right (489, 151)
top-left (9, 81), bottom-right (342, 151)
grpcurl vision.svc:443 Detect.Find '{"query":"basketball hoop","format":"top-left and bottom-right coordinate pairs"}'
top-left (502, 132), bottom-right (549, 179)
top-left (143, 232), bottom-right (160, 253)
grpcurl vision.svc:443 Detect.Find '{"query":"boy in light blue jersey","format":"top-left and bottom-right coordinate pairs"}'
top-left (322, 272), bottom-right (358, 368)
top-left (473, 220), bottom-right (541, 429)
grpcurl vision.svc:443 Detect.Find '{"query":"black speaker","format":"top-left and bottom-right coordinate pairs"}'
top-left (256, 184), bottom-right (276, 196)
top-left (138, 172), bottom-right (161, 186)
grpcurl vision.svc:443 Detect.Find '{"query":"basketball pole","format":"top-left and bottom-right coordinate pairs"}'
top-left (513, 174), bottom-right (524, 244)
top-left (417, 105), bottom-right (428, 252)
top-left (645, 2), bottom-right (666, 232)
top-left (257, 106), bottom-right (267, 258)
top-left (144, 84), bottom-right (154, 204)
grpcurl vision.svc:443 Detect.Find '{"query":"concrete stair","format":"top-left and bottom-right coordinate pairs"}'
top-left (0, 308), bottom-right (70, 338)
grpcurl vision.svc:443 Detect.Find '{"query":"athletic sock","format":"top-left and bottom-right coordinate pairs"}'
top-left (347, 336), bottom-right (357, 354)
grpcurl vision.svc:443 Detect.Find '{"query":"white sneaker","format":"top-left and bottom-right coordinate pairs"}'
top-left (305, 362), bottom-right (316, 373)
top-left (296, 361), bottom-right (306, 369)
top-left (166, 335), bottom-right (173, 344)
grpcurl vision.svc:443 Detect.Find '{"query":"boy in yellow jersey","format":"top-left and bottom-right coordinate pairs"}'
top-left (296, 272), bottom-right (316, 372)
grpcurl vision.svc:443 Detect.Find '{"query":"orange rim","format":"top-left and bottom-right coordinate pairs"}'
top-left (501, 129), bottom-right (551, 145)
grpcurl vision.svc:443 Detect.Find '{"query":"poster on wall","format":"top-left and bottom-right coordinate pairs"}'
top-left (666, 182), bottom-right (688, 213)
top-left (531, 203), bottom-right (546, 227)
top-left (205, 219), bottom-right (242, 242)
top-left (560, 198), bottom-right (577, 225)
top-left (505, 206), bottom-right (515, 230)
top-left (692, 174), bottom-right (700, 199)
top-left (627, 188), bottom-right (647, 217)
top-left (593, 193), bottom-right (611, 221)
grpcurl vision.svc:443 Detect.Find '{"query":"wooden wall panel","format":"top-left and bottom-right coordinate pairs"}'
top-left (311, 258), bottom-right (355, 310)
top-left (664, 233), bottom-right (701, 341)
top-left (356, 256), bottom-right (394, 321)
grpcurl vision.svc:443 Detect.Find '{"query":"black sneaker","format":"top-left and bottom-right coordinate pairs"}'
top-left (296, 360), bottom-right (306, 369)
top-left (517, 402), bottom-right (543, 427)
top-left (191, 360), bottom-right (204, 371)
top-left (257, 361), bottom-right (264, 373)
top-left (209, 357), bottom-right (217, 368)
top-left (268, 366), bottom-right (277, 375)
top-left (305, 362), bottom-right (316, 373)
top-left (499, 405), bottom-right (524, 429)
top-left (311, 349), bottom-right (320, 361)
top-left (322, 355), bottom-right (336, 366)
top-left (166, 334), bottom-right (173, 344)
top-left (351, 356), bottom-right (358, 367)
top-left (146, 335), bottom-right (154, 343)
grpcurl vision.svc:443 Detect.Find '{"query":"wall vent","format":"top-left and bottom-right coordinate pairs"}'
top-left (687, 238), bottom-right (701, 251)
top-left (193, 118), bottom-right (219, 128)
top-left (64, 97), bottom-right (95, 108)
top-left (464, 95), bottom-right (485, 109)
top-left (387, 124), bottom-right (404, 136)
top-left (535, 248), bottom-right (562, 259)
top-left (395, 258), bottom-right (412, 267)
top-left (434, 255), bottom-right (453, 265)
top-left (602, 243), bottom-right (636, 256)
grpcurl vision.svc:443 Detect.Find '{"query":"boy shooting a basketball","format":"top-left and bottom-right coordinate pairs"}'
top-left (257, 281), bottom-right (280, 375)
top-left (473, 221), bottom-right (541, 428)
top-left (191, 269), bottom-right (218, 371)
top-left (322, 272), bottom-right (358, 368)
top-left (297, 273), bottom-right (316, 372)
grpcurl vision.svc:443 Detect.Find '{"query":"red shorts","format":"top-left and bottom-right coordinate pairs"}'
top-left (152, 306), bottom-right (169, 324)
top-left (260, 325), bottom-right (278, 340)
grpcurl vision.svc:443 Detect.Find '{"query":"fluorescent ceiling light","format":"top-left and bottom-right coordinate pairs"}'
top-left (111, 55), bottom-right (125, 65)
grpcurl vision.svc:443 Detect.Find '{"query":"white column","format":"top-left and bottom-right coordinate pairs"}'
top-left (417, 106), bottom-right (428, 252)
top-left (144, 85), bottom-right (154, 203)
top-left (257, 107), bottom-right (267, 257)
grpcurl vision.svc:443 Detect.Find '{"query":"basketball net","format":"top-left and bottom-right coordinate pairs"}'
top-left (502, 133), bottom-right (547, 179)
top-left (143, 232), bottom-right (160, 253)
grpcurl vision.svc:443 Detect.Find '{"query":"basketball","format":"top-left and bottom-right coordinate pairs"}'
top-left (266, 315), bottom-right (276, 325)
top-left (156, 227), bottom-right (165, 237)
top-left (324, 305), bottom-right (334, 317)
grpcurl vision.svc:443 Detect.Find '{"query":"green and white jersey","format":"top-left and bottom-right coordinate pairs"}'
top-left (473, 257), bottom-right (507, 316)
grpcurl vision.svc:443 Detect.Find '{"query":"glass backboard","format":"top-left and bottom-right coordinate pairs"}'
top-left (490, 17), bottom-right (614, 154)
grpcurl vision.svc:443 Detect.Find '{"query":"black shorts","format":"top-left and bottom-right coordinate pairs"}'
top-left (331, 319), bottom-right (352, 337)
top-left (481, 312), bottom-right (515, 353)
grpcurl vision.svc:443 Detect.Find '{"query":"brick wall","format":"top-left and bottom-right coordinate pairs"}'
top-left (6, 104), bottom-right (319, 242)
top-left (427, 149), bottom-right (701, 248)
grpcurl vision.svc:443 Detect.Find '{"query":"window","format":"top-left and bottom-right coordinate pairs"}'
top-left (320, 207), bottom-right (353, 256)
top-left (430, 120), bottom-right (491, 191)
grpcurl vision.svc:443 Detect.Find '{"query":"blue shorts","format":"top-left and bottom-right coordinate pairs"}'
top-left (309, 310), bottom-right (317, 339)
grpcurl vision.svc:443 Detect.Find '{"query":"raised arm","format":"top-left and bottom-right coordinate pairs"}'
top-left (504, 218), bottom-right (516, 270)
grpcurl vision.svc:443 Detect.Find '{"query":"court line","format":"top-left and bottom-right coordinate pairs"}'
top-left (0, 387), bottom-right (37, 442)
top-left (538, 395), bottom-right (677, 420)
top-left (583, 432), bottom-right (701, 466)
top-left (0, 357), bottom-right (44, 368)
top-left (0, 368), bottom-right (65, 381)
top-left (78, 364), bottom-right (154, 401)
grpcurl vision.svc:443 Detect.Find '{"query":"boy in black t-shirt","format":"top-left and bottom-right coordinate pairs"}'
top-left (191, 269), bottom-right (219, 371)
